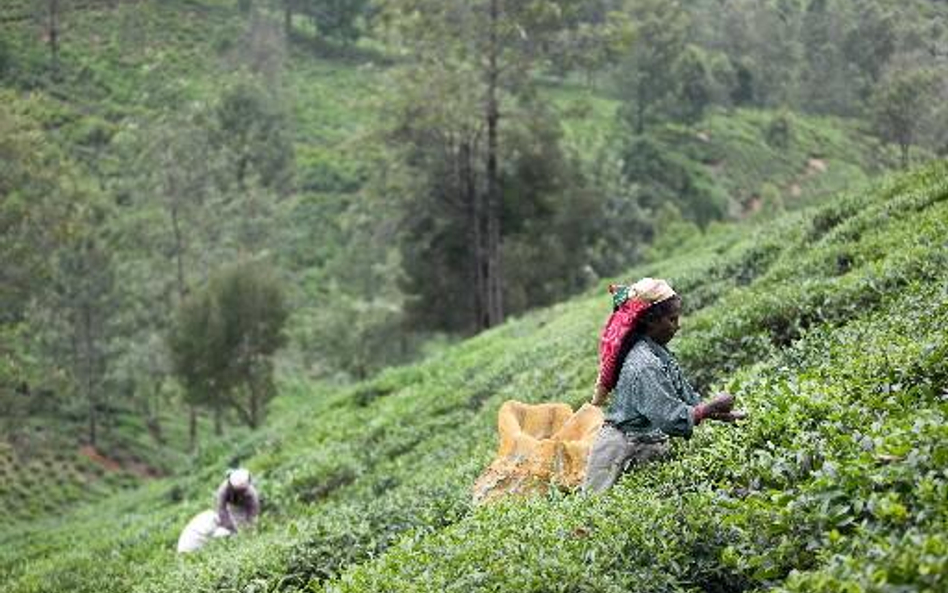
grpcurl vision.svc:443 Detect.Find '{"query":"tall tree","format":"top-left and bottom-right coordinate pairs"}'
top-left (45, 0), bottom-right (61, 75)
top-left (673, 45), bottom-right (713, 123)
top-left (841, 0), bottom-right (896, 101)
top-left (213, 263), bottom-right (288, 428)
top-left (871, 67), bottom-right (939, 168)
top-left (58, 227), bottom-right (115, 446)
top-left (0, 97), bottom-right (95, 446)
top-left (169, 262), bottom-right (287, 431)
top-left (213, 76), bottom-right (295, 195)
top-left (33, 194), bottom-right (117, 447)
top-left (615, 0), bottom-right (690, 133)
top-left (800, 0), bottom-right (854, 114)
top-left (692, 0), bottom-right (804, 108)
top-left (377, 0), bottom-right (587, 331)
top-left (168, 283), bottom-right (231, 436)
top-left (0, 100), bottom-right (72, 442)
top-left (120, 108), bottom-right (223, 448)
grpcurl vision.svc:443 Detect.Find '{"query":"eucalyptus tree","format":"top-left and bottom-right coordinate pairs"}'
top-left (48, 204), bottom-right (116, 447)
top-left (0, 101), bottom-right (60, 439)
top-left (614, 0), bottom-right (689, 133)
top-left (114, 107), bottom-right (225, 447)
top-left (376, 0), bottom-right (589, 332)
top-left (0, 98), bottom-right (92, 444)
top-left (0, 100), bottom-right (64, 329)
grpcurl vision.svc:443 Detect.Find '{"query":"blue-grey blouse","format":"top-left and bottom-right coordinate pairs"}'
top-left (604, 336), bottom-right (700, 442)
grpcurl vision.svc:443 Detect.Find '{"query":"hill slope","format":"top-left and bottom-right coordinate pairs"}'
top-left (0, 0), bottom-right (905, 527)
top-left (2, 161), bottom-right (946, 592)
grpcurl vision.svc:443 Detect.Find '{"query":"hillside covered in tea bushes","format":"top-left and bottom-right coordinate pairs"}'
top-left (2, 0), bottom-right (915, 526)
top-left (2, 158), bottom-right (946, 592)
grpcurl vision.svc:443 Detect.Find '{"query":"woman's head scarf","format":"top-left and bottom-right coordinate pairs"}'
top-left (228, 468), bottom-right (252, 490)
top-left (594, 278), bottom-right (676, 403)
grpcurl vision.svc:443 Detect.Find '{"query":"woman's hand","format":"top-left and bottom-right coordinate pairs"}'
top-left (704, 392), bottom-right (735, 413)
top-left (694, 392), bottom-right (744, 424)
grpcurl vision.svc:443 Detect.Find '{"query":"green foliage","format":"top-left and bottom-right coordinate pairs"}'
top-left (644, 202), bottom-right (702, 262)
top-left (0, 94), bottom-right (75, 323)
top-left (0, 0), bottom-right (942, 548)
top-left (3, 159), bottom-right (947, 593)
top-left (169, 261), bottom-right (288, 429)
top-left (0, 36), bottom-right (12, 77)
top-left (620, 132), bottom-right (728, 227)
top-left (765, 110), bottom-right (793, 149)
top-left (214, 261), bottom-right (289, 428)
top-left (395, 107), bottom-right (600, 332)
top-left (169, 274), bottom-right (231, 414)
top-left (376, 0), bottom-right (600, 332)
top-left (672, 45), bottom-right (713, 124)
top-left (213, 75), bottom-right (295, 193)
top-left (614, 0), bottom-right (690, 134)
top-left (306, 0), bottom-right (370, 42)
top-left (756, 182), bottom-right (785, 218)
top-left (870, 68), bottom-right (940, 168)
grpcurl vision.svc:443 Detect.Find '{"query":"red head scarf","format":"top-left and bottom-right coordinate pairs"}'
top-left (594, 278), bottom-right (676, 404)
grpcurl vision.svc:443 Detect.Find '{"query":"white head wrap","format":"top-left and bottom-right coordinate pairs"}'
top-left (628, 277), bottom-right (676, 304)
top-left (228, 468), bottom-right (251, 490)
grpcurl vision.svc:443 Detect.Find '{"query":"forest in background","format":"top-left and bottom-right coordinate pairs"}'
top-left (1, 0), bottom-right (947, 490)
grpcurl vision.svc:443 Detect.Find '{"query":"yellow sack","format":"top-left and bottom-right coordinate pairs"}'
top-left (472, 400), bottom-right (603, 503)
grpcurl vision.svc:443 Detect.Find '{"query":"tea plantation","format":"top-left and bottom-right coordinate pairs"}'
top-left (0, 0), bottom-right (901, 530)
top-left (2, 162), bottom-right (946, 592)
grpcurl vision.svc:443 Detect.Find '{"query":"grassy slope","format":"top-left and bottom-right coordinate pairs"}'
top-left (0, 0), bottom-right (895, 527)
top-left (1, 161), bottom-right (946, 593)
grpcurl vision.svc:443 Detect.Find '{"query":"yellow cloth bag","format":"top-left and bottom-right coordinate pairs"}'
top-left (472, 400), bottom-right (603, 503)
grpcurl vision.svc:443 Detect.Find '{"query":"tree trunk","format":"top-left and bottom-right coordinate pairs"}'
top-left (248, 376), bottom-right (259, 429)
top-left (48, 0), bottom-right (60, 75)
top-left (462, 141), bottom-right (488, 331)
top-left (189, 405), bottom-right (197, 451)
top-left (284, 1), bottom-right (292, 35)
top-left (172, 201), bottom-right (196, 450)
top-left (171, 205), bottom-right (187, 299)
top-left (147, 379), bottom-right (164, 444)
top-left (636, 84), bottom-right (646, 135)
top-left (484, 0), bottom-right (504, 328)
top-left (84, 306), bottom-right (97, 447)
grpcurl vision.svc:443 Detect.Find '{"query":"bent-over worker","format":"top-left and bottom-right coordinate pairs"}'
top-left (216, 467), bottom-right (260, 532)
top-left (583, 278), bottom-right (744, 493)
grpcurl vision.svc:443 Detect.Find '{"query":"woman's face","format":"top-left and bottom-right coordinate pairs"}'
top-left (645, 299), bottom-right (681, 345)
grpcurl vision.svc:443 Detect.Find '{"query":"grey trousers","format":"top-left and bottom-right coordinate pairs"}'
top-left (582, 425), bottom-right (670, 494)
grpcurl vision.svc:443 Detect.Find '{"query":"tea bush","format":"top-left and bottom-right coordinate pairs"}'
top-left (2, 161), bottom-right (946, 593)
